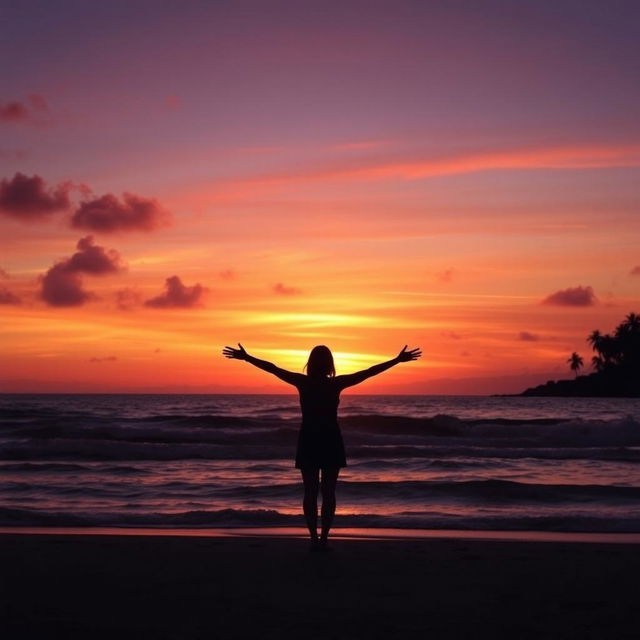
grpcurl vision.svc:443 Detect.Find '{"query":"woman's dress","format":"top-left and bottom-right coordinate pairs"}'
top-left (294, 376), bottom-right (347, 469)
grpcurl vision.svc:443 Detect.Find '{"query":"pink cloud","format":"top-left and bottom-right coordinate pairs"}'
top-left (273, 282), bottom-right (301, 295)
top-left (518, 331), bottom-right (540, 341)
top-left (0, 267), bottom-right (9, 279)
top-left (71, 192), bottom-right (170, 233)
top-left (0, 287), bottom-right (20, 304)
top-left (218, 269), bottom-right (236, 280)
top-left (630, 266), bottom-right (640, 276)
top-left (0, 173), bottom-right (71, 220)
top-left (89, 356), bottom-right (118, 363)
top-left (40, 236), bottom-right (124, 307)
top-left (144, 276), bottom-right (208, 308)
top-left (0, 102), bottom-right (29, 122)
top-left (0, 95), bottom-right (48, 124)
top-left (208, 142), bottom-right (640, 198)
top-left (542, 285), bottom-right (597, 307)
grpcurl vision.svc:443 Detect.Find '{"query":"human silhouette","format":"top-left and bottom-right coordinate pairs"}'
top-left (222, 343), bottom-right (422, 550)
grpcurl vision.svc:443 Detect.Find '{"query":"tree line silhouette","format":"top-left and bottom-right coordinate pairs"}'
top-left (587, 312), bottom-right (640, 375)
top-left (525, 312), bottom-right (640, 397)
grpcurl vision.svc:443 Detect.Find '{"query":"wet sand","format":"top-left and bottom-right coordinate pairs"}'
top-left (1, 532), bottom-right (638, 639)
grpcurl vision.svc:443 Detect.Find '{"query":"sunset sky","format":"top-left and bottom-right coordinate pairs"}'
top-left (1, 0), bottom-right (639, 394)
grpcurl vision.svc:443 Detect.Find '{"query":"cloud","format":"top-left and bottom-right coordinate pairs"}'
top-left (115, 287), bottom-right (142, 311)
top-left (0, 267), bottom-right (9, 279)
top-left (630, 266), bottom-right (640, 276)
top-left (0, 287), bottom-right (20, 304)
top-left (218, 269), bottom-right (236, 280)
top-left (0, 173), bottom-right (71, 220)
top-left (144, 276), bottom-right (208, 308)
top-left (41, 265), bottom-right (89, 307)
top-left (0, 95), bottom-right (49, 124)
top-left (441, 331), bottom-right (462, 340)
top-left (273, 282), bottom-right (301, 295)
top-left (542, 285), bottom-right (597, 307)
top-left (0, 102), bottom-right (29, 122)
top-left (0, 175), bottom-right (167, 233)
top-left (518, 331), bottom-right (540, 341)
top-left (66, 235), bottom-right (123, 274)
top-left (71, 193), bottom-right (169, 233)
top-left (211, 143), bottom-right (640, 198)
top-left (89, 356), bottom-right (118, 363)
top-left (40, 236), bottom-right (124, 307)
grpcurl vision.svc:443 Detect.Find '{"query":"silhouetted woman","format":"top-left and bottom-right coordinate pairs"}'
top-left (222, 343), bottom-right (421, 550)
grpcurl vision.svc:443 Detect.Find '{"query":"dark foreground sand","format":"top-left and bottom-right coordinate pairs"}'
top-left (1, 532), bottom-right (638, 640)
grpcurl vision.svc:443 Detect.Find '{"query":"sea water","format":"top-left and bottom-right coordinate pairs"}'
top-left (1, 393), bottom-right (639, 532)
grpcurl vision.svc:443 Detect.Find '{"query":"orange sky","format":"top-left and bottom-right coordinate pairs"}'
top-left (1, 2), bottom-right (639, 394)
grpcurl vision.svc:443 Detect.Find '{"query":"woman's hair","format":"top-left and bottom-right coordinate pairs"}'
top-left (304, 345), bottom-right (336, 378)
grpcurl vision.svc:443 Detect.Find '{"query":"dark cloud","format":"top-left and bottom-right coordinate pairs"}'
top-left (518, 331), bottom-right (540, 342)
top-left (273, 282), bottom-right (301, 295)
top-left (66, 235), bottom-right (123, 274)
top-left (41, 264), bottom-right (90, 307)
top-left (630, 266), bottom-right (640, 276)
top-left (144, 276), bottom-right (208, 308)
top-left (115, 287), bottom-right (142, 311)
top-left (0, 287), bottom-right (21, 304)
top-left (0, 102), bottom-right (29, 122)
top-left (542, 285), bottom-right (597, 307)
top-left (71, 192), bottom-right (169, 233)
top-left (0, 95), bottom-right (48, 124)
top-left (89, 356), bottom-right (118, 363)
top-left (0, 173), bottom-right (71, 220)
top-left (40, 236), bottom-right (124, 307)
top-left (441, 331), bottom-right (462, 340)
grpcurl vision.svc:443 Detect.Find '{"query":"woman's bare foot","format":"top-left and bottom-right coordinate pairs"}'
top-left (318, 538), bottom-right (332, 552)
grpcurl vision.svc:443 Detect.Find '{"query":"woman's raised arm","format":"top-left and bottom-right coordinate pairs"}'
top-left (335, 345), bottom-right (421, 390)
top-left (222, 343), bottom-right (304, 387)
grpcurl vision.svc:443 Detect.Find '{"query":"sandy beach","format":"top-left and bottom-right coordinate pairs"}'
top-left (1, 531), bottom-right (638, 640)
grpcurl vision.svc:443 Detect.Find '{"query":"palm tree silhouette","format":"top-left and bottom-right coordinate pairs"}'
top-left (591, 355), bottom-right (604, 372)
top-left (587, 329), bottom-right (602, 351)
top-left (567, 352), bottom-right (584, 378)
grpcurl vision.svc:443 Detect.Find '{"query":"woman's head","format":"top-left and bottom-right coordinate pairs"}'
top-left (304, 345), bottom-right (335, 378)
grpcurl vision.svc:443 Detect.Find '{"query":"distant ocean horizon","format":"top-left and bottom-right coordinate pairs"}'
top-left (2, 393), bottom-right (640, 533)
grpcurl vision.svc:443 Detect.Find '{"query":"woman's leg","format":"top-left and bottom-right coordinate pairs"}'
top-left (300, 467), bottom-right (320, 542)
top-left (320, 467), bottom-right (340, 544)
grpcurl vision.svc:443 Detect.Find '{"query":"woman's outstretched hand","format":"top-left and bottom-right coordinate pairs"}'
top-left (396, 345), bottom-right (422, 362)
top-left (223, 343), bottom-right (248, 360)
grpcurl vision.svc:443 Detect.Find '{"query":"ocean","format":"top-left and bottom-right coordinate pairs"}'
top-left (1, 393), bottom-right (640, 533)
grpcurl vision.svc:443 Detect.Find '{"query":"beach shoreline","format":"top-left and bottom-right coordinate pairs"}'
top-left (2, 525), bottom-right (640, 544)
top-left (2, 531), bottom-right (638, 639)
